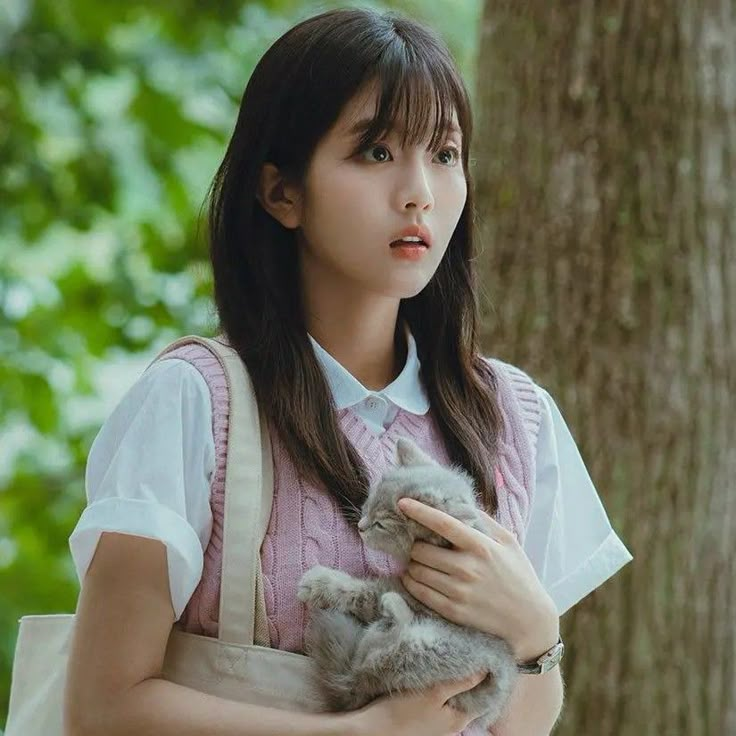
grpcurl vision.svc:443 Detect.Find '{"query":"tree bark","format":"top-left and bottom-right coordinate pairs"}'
top-left (472, 2), bottom-right (736, 734)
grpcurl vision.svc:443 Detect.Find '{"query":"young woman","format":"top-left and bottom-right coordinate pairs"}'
top-left (64, 7), bottom-right (633, 736)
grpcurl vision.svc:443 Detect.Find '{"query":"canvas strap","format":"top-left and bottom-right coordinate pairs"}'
top-left (147, 334), bottom-right (273, 647)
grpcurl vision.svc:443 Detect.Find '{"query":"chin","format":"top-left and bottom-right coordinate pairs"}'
top-left (372, 275), bottom-right (434, 300)
top-left (398, 279), bottom-right (434, 299)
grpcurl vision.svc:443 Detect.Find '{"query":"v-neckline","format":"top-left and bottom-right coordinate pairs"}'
top-left (338, 405), bottom-right (426, 458)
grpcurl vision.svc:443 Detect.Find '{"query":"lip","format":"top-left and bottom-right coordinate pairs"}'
top-left (390, 223), bottom-right (432, 248)
top-left (390, 243), bottom-right (428, 261)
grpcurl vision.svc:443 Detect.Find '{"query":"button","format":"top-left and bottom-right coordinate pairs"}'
top-left (366, 396), bottom-right (387, 411)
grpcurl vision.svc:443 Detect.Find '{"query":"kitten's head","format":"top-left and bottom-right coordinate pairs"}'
top-left (357, 437), bottom-right (484, 561)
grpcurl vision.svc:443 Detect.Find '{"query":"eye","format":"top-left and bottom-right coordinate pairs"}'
top-left (373, 520), bottom-right (387, 530)
top-left (360, 144), bottom-right (392, 163)
top-left (358, 142), bottom-right (461, 166)
top-left (437, 145), bottom-right (461, 166)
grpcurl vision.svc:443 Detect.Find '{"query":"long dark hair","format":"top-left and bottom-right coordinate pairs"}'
top-left (207, 7), bottom-right (504, 521)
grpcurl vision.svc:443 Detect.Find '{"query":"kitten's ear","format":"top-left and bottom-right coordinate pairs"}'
top-left (396, 438), bottom-right (436, 467)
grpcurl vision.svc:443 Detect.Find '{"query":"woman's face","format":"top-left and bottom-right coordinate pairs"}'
top-left (295, 82), bottom-right (468, 303)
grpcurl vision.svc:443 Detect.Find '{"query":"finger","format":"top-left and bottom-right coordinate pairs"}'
top-left (405, 560), bottom-right (456, 597)
top-left (409, 543), bottom-right (472, 579)
top-left (402, 573), bottom-right (455, 619)
top-left (476, 508), bottom-right (515, 542)
top-left (398, 499), bottom-right (484, 552)
top-left (477, 508), bottom-right (495, 526)
top-left (437, 670), bottom-right (487, 701)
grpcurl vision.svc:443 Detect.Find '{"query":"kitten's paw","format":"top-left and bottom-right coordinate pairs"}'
top-left (298, 566), bottom-right (357, 608)
top-left (297, 566), bottom-right (333, 606)
top-left (380, 591), bottom-right (413, 625)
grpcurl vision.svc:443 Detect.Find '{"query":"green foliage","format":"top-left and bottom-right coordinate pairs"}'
top-left (0, 0), bottom-right (481, 728)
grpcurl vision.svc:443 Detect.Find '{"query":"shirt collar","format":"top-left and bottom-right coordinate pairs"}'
top-left (307, 322), bottom-right (430, 415)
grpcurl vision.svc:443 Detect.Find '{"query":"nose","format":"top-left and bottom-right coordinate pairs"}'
top-left (357, 518), bottom-right (368, 531)
top-left (397, 160), bottom-right (434, 213)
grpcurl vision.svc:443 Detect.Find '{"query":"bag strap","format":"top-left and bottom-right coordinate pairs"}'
top-left (146, 334), bottom-right (273, 647)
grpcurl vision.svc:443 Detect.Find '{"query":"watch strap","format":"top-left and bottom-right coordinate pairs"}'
top-left (516, 635), bottom-right (564, 674)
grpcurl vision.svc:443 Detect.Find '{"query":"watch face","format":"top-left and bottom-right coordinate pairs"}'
top-left (517, 639), bottom-right (564, 674)
top-left (540, 642), bottom-right (564, 673)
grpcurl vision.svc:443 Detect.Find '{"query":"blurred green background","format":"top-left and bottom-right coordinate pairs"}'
top-left (0, 0), bottom-right (483, 728)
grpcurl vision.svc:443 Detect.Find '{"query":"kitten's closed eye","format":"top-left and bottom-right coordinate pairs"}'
top-left (373, 521), bottom-right (387, 530)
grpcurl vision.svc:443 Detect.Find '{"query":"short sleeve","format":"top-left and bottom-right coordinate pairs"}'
top-left (68, 357), bottom-right (216, 621)
top-left (523, 384), bottom-right (633, 617)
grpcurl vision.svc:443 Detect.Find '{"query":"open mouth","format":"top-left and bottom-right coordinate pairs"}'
top-left (390, 240), bottom-right (428, 248)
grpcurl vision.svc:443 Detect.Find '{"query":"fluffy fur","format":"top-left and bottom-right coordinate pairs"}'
top-left (297, 437), bottom-right (519, 731)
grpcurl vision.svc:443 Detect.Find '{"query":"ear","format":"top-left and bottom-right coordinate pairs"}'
top-left (395, 438), bottom-right (437, 467)
top-left (255, 162), bottom-right (303, 229)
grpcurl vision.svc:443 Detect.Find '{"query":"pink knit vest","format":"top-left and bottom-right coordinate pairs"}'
top-left (159, 345), bottom-right (541, 653)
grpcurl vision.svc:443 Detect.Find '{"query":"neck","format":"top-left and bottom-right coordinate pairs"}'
top-left (297, 242), bottom-right (408, 390)
top-left (307, 314), bottom-right (407, 391)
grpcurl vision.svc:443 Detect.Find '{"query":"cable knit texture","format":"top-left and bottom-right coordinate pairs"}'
top-left (158, 345), bottom-right (541, 657)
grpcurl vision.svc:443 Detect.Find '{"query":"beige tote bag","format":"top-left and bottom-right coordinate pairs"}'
top-left (5, 335), bottom-right (327, 736)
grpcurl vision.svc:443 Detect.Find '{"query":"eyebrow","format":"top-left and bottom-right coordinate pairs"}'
top-left (346, 117), bottom-right (462, 139)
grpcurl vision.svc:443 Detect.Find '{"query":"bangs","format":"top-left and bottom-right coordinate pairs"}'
top-left (352, 40), bottom-right (468, 154)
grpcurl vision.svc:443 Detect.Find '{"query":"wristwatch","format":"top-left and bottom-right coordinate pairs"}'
top-left (516, 635), bottom-right (565, 674)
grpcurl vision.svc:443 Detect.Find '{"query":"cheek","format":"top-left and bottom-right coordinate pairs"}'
top-left (302, 176), bottom-right (384, 257)
top-left (386, 524), bottom-right (410, 547)
top-left (307, 159), bottom-right (376, 216)
top-left (441, 174), bottom-right (468, 227)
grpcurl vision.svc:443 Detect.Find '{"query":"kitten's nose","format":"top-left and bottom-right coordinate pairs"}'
top-left (357, 518), bottom-right (368, 531)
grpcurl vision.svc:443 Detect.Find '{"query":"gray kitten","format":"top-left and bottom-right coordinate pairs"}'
top-left (297, 437), bottom-right (519, 732)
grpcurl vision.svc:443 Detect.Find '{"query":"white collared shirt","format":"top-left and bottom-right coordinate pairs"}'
top-left (306, 323), bottom-right (430, 434)
top-left (69, 330), bottom-right (633, 621)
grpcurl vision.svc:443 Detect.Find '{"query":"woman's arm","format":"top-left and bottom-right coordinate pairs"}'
top-left (490, 600), bottom-right (565, 735)
top-left (64, 533), bottom-right (357, 736)
top-left (490, 667), bottom-right (564, 736)
top-left (73, 677), bottom-right (358, 736)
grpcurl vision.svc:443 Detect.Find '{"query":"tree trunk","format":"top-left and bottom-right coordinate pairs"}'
top-left (472, 2), bottom-right (735, 733)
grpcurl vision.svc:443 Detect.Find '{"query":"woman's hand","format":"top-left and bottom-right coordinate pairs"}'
top-left (346, 670), bottom-right (489, 736)
top-left (396, 498), bottom-right (559, 660)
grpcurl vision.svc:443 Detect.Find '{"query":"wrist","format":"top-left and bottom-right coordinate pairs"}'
top-left (336, 710), bottom-right (368, 736)
top-left (513, 596), bottom-right (560, 663)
